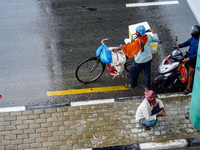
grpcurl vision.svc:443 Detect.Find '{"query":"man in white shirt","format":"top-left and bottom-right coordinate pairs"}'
top-left (136, 90), bottom-right (166, 130)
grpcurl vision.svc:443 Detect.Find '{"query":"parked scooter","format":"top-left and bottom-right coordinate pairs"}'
top-left (152, 41), bottom-right (190, 92)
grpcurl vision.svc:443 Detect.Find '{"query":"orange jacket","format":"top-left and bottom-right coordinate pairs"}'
top-left (120, 34), bottom-right (148, 58)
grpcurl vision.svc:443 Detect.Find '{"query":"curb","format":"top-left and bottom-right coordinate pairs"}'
top-left (0, 93), bottom-right (191, 112)
top-left (87, 137), bottom-right (200, 150)
top-left (0, 93), bottom-right (197, 149)
top-left (0, 95), bottom-right (146, 112)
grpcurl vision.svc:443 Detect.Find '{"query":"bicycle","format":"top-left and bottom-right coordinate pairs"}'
top-left (75, 38), bottom-right (134, 83)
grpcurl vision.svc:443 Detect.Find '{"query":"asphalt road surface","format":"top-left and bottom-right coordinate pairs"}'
top-left (0, 0), bottom-right (198, 107)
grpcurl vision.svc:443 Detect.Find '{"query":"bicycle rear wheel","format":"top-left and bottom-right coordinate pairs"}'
top-left (124, 57), bottom-right (134, 72)
top-left (75, 57), bottom-right (105, 83)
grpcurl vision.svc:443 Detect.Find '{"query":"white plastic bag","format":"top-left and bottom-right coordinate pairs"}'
top-left (107, 50), bottom-right (126, 79)
top-left (111, 50), bottom-right (126, 66)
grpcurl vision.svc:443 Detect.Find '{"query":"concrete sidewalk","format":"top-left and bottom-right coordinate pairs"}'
top-left (0, 94), bottom-right (200, 150)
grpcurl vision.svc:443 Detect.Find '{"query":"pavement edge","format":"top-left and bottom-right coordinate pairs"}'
top-left (0, 92), bottom-right (198, 149)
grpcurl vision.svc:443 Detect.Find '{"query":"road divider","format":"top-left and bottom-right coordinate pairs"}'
top-left (47, 85), bottom-right (131, 96)
top-left (126, 1), bottom-right (179, 7)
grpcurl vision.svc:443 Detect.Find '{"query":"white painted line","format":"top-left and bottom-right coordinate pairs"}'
top-left (0, 106), bottom-right (26, 112)
top-left (71, 99), bottom-right (115, 107)
top-left (139, 139), bottom-right (188, 150)
top-left (157, 93), bottom-right (192, 99)
top-left (126, 1), bottom-right (179, 7)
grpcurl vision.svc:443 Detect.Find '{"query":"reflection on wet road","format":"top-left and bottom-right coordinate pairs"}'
top-left (0, 0), bottom-right (198, 107)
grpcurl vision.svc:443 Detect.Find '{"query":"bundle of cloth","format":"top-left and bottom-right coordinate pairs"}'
top-left (107, 49), bottom-right (126, 79)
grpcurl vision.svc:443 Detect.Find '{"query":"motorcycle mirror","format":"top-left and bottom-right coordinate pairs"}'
top-left (175, 36), bottom-right (178, 45)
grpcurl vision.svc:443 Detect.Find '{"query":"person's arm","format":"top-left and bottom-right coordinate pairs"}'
top-left (156, 107), bottom-right (166, 117)
top-left (174, 38), bottom-right (192, 49)
top-left (156, 99), bottom-right (166, 117)
top-left (178, 38), bottom-right (192, 48)
top-left (112, 47), bottom-right (121, 52)
top-left (148, 29), bottom-right (159, 42)
top-left (156, 98), bottom-right (164, 108)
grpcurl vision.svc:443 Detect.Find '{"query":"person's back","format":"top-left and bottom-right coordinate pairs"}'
top-left (112, 25), bottom-right (159, 90)
top-left (134, 34), bottom-right (159, 63)
top-left (179, 37), bottom-right (199, 61)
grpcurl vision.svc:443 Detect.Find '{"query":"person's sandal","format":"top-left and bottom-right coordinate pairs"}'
top-left (125, 84), bottom-right (132, 88)
top-left (183, 89), bottom-right (191, 95)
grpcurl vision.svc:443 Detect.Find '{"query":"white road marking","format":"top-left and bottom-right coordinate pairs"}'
top-left (140, 139), bottom-right (188, 150)
top-left (157, 93), bottom-right (192, 99)
top-left (0, 106), bottom-right (26, 112)
top-left (126, 1), bottom-right (179, 7)
top-left (71, 99), bottom-right (115, 106)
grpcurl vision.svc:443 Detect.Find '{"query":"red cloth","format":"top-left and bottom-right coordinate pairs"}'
top-left (107, 64), bottom-right (117, 75)
top-left (145, 90), bottom-right (157, 108)
top-left (120, 34), bottom-right (148, 58)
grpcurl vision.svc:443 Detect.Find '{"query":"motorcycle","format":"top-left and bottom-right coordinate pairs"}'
top-left (152, 47), bottom-right (190, 93)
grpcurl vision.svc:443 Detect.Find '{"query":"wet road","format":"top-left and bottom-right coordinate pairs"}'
top-left (0, 0), bottom-right (198, 107)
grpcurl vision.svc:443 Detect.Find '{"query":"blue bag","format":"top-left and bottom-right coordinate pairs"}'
top-left (96, 45), bottom-right (112, 64)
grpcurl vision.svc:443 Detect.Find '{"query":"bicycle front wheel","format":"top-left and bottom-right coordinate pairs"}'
top-left (75, 57), bottom-right (105, 83)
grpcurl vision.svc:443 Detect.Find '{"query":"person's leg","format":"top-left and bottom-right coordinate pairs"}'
top-left (183, 65), bottom-right (195, 94)
top-left (143, 60), bottom-right (152, 90)
top-left (139, 118), bottom-right (157, 128)
top-left (186, 66), bottom-right (195, 90)
top-left (129, 62), bottom-right (142, 88)
top-left (151, 105), bottom-right (162, 115)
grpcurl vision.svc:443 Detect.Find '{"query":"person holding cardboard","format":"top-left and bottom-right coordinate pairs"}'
top-left (113, 25), bottom-right (159, 90)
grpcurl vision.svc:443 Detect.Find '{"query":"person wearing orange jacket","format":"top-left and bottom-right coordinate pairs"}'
top-left (113, 25), bottom-right (159, 90)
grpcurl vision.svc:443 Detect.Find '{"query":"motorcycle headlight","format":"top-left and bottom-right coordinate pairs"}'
top-left (159, 66), bottom-right (167, 73)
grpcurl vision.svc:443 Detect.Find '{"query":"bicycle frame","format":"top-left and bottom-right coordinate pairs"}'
top-left (75, 38), bottom-right (133, 83)
top-left (89, 56), bottom-right (106, 72)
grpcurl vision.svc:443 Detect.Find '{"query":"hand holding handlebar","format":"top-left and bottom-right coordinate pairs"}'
top-left (173, 45), bottom-right (180, 49)
top-left (183, 58), bottom-right (189, 62)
